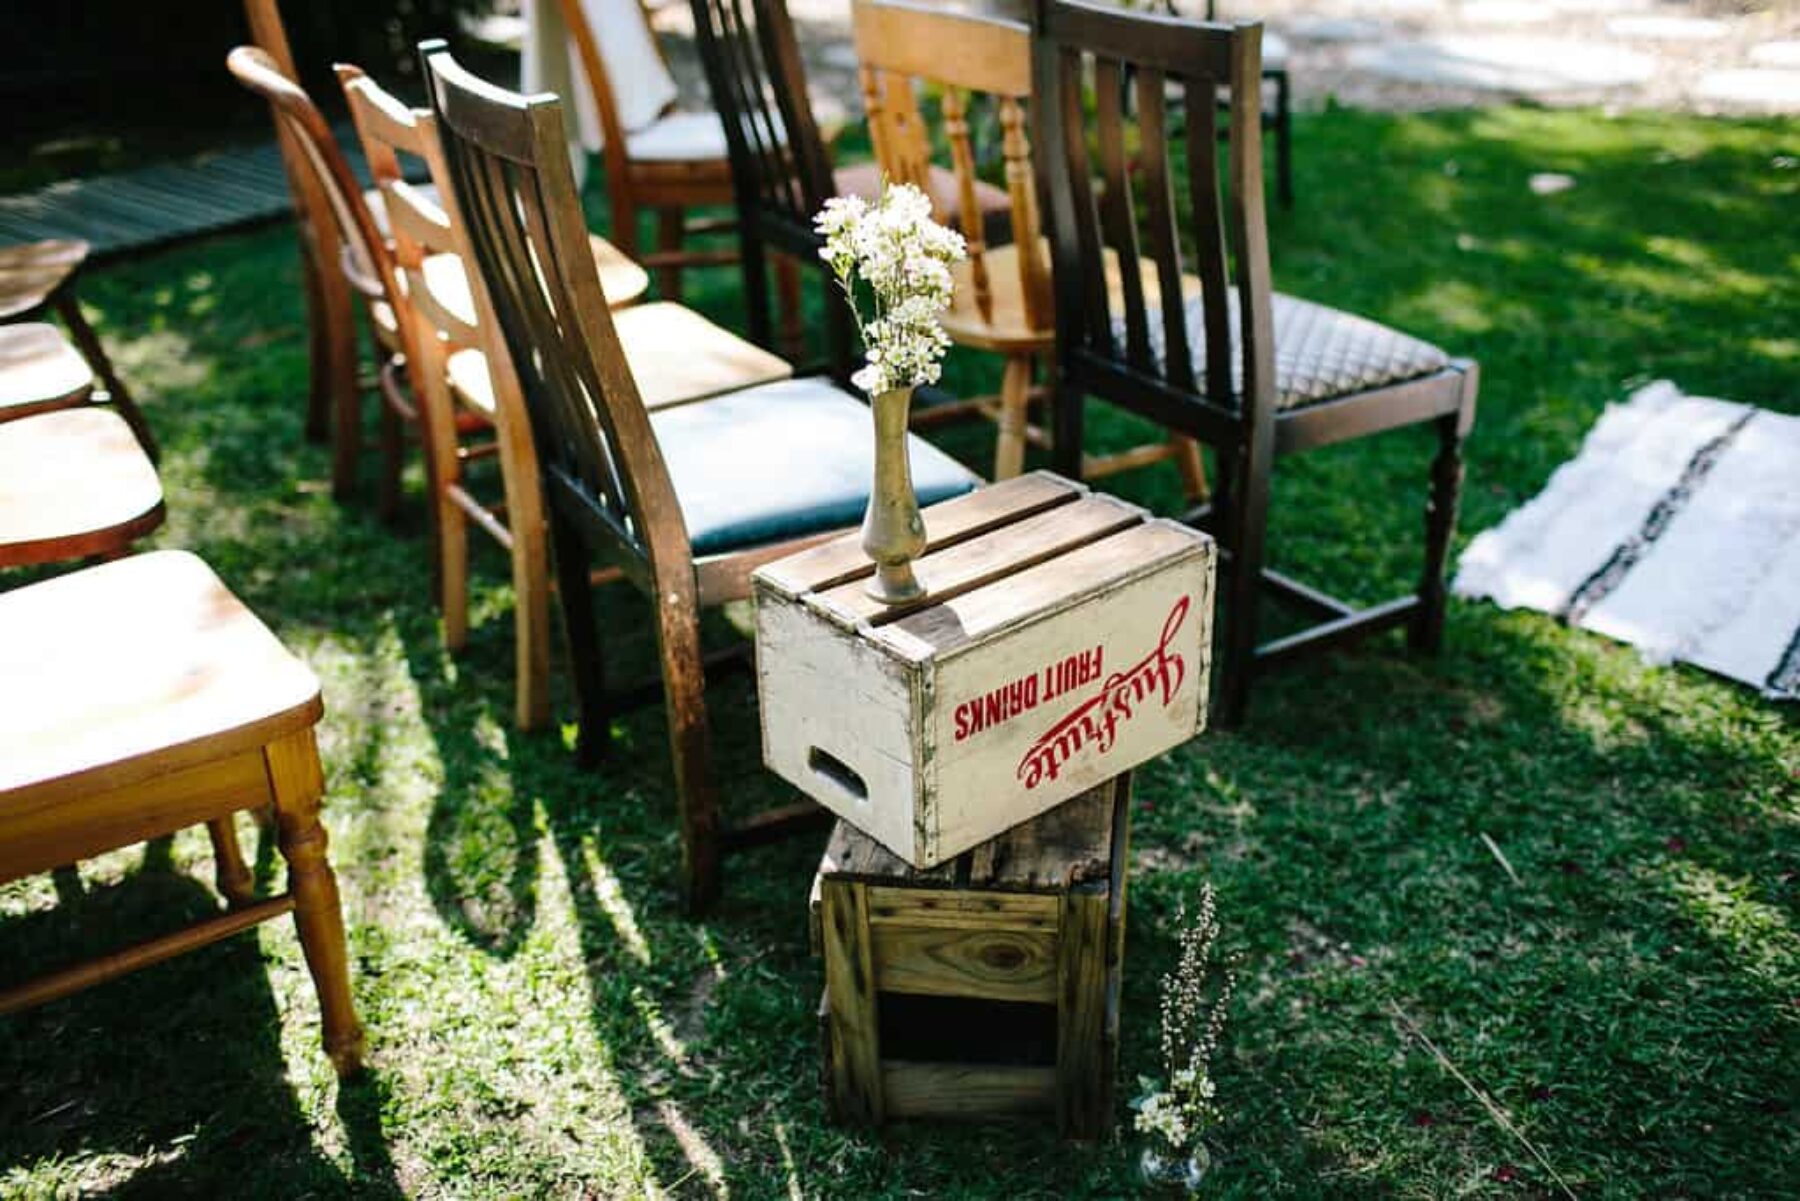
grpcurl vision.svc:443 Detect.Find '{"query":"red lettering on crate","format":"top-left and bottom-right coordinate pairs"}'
top-left (1015, 595), bottom-right (1190, 789)
top-left (951, 645), bottom-right (1105, 742)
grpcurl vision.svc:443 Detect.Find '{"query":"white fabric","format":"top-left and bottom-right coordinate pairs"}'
top-left (624, 110), bottom-right (731, 162)
top-left (1453, 381), bottom-right (1800, 699)
top-left (1263, 31), bottom-right (1290, 68)
top-left (522, 0), bottom-right (680, 154)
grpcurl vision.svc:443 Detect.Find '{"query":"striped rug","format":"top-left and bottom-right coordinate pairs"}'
top-left (1454, 381), bottom-right (1800, 700)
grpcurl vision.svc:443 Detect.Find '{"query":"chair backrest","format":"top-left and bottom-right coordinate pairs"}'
top-left (420, 42), bottom-right (690, 584)
top-left (688, 0), bottom-right (836, 259)
top-left (556, 0), bottom-right (681, 156)
top-left (1032, 0), bottom-right (1273, 438)
top-left (852, 0), bottom-right (1049, 335)
top-left (226, 46), bottom-right (398, 314)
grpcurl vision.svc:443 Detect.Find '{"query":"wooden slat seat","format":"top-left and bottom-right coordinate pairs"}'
top-left (0, 407), bottom-right (163, 568)
top-left (0, 323), bottom-right (94, 418)
top-left (0, 239), bottom-right (86, 323)
top-left (0, 550), bottom-right (365, 1077)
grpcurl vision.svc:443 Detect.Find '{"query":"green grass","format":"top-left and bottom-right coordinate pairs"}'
top-left (3, 105), bottom-right (1798, 1198)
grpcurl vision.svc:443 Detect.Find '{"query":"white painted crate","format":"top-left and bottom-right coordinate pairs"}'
top-left (754, 472), bottom-right (1214, 868)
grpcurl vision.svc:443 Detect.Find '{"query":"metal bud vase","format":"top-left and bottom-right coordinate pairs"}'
top-left (861, 386), bottom-right (927, 604)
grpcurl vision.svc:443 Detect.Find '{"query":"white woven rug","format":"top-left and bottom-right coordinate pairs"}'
top-left (1454, 381), bottom-right (1800, 700)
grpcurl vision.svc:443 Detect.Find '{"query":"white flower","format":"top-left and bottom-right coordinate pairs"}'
top-left (814, 180), bottom-right (966, 396)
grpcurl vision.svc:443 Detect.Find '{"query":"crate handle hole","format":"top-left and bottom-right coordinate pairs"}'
top-left (807, 747), bottom-right (867, 802)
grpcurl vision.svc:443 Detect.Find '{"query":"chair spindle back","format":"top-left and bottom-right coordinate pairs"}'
top-left (1032, 0), bottom-right (1273, 433)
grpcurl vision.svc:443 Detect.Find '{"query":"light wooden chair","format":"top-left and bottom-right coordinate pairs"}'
top-left (338, 57), bottom-right (792, 730)
top-left (1033, 1), bottom-right (1477, 725)
top-left (422, 44), bottom-right (981, 911)
top-left (851, 0), bottom-right (1208, 497)
top-left (0, 408), bottom-right (163, 570)
top-left (555, 0), bottom-right (742, 301)
top-left (0, 240), bottom-right (158, 458)
top-left (0, 550), bottom-right (364, 1078)
top-left (0, 323), bottom-right (95, 422)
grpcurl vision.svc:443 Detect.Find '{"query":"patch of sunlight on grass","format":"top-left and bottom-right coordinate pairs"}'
top-left (771, 1119), bottom-right (804, 1201)
top-left (580, 834), bottom-right (652, 965)
top-left (632, 985), bottom-right (691, 1070)
top-left (1750, 337), bottom-right (1799, 362)
top-left (1401, 278), bottom-right (1503, 334)
top-left (1569, 252), bottom-right (1773, 304)
top-left (113, 325), bottom-right (210, 392)
top-left (1666, 862), bottom-right (1799, 988)
top-left (655, 1099), bottom-right (728, 1197)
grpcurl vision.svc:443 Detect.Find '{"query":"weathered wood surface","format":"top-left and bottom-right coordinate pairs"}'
top-left (758, 471), bottom-right (1212, 867)
top-left (0, 407), bottom-right (163, 567)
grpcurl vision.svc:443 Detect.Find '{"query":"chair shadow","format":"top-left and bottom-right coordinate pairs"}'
top-left (0, 856), bottom-right (400, 1196)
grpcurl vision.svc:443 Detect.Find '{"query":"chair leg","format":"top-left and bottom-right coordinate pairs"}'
top-left (994, 354), bottom-right (1034, 480)
top-left (299, 245), bottom-right (333, 446)
top-left (1051, 378), bottom-right (1086, 480)
top-left (1411, 406), bottom-right (1470, 655)
top-left (1274, 70), bottom-right (1294, 210)
top-left (438, 477), bottom-right (470, 654)
top-left (1215, 439), bottom-right (1273, 729)
top-left (320, 262), bottom-right (362, 504)
top-left (654, 592), bottom-right (721, 916)
top-left (207, 816), bottom-right (255, 908)
top-left (267, 729), bottom-right (365, 1078)
top-left (510, 491), bottom-right (553, 734)
top-left (656, 207), bottom-right (685, 302)
top-left (53, 292), bottom-right (158, 462)
top-left (550, 517), bottom-right (608, 765)
top-left (1170, 435), bottom-right (1210, 503)
top-left (774, 254), bottom-right (805, 364)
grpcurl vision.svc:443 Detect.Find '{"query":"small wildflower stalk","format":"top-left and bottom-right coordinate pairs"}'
top-left (1133, 884), bottom-right (1235, 1189)
top-left (815, 182), bottom-right (966, 604)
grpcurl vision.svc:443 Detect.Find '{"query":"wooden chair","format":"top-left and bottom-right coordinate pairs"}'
top-left (0, 323), bottom-right (95, 422)
top-left (0, 550), bottom-right (364, 1078)
top-left (0, 408), bottom-right (164, 570)
top-left (554, 0), bottom-right (745, 301)
top-left (338, 57), bottom-right (790, 730)
top-left (852, 0), bottom-right (1207, 496)
top-left (421, 44), bottom-right (981, 912)
top-left (1200, 0), bottom-right (1293, 209)
top-left (1032, 1), bottom-right (1477, 726)
top-left (0, 239), bottom-right (158, 458)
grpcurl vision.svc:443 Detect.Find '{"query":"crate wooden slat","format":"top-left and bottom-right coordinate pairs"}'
top-left (758, 471), bottom-right (1214, 867)
top-left (811, 773), bottom-right (1131, 1138)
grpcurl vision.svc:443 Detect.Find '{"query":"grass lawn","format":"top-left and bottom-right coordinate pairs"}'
top-left (2, 104), bottom-right (1797, 1198)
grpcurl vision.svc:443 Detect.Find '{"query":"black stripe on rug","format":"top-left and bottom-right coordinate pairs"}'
top-left (1560, 409), bottom-right (1757, 626)
top-left (1766, 624), bottom-right (1800, 700)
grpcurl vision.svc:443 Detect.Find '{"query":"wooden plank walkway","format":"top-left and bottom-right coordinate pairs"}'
top-left (0, 126), bottom-right (408, 262)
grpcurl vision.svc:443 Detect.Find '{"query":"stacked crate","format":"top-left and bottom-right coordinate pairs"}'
top-left (754, 473), bottom-right (1216, 1137)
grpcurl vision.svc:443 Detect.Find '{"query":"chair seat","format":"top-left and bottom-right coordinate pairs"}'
top-left (0, 323), bottom-right (93, 417)
top-left (419, 238), bottom-right (649, 329)
top-left (833, 162), bottom-right (1012, 240)
top-left (1126, 291), bottom-right (1450, 411)
top-left (626, 110), bottom-right (731, 164)
top-left (651, 377), bottom-right (982, 556)
top-left (0, 239), bottom-right (86, 322)
top-left (945, 242), bottom-right (1186, 353)
top-left (447, 301), bottom-right (790, 419)
top-left (0, 550), bottom-right (322, 804)
top-left (0, 407), bottom-right (164, 568)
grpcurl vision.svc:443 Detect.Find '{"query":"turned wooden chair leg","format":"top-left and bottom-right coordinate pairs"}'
top-left (53, 292), bottom-right (158, 462)
top-left (207, 816), bottom-right (255, 908)
top-left (993, 354), bottom-right (1034, 480)
top-left (656, 207), bottom-right (685, 302)
top-left (551, 518), bottom-right (609, 766)
top-left (267, 729), bottom-right (365, 1078)
top-left (654, 593), bottom-right (721, 915)
top-left (774, 253), bottom-right (805, 364)
top-left (1170, 435), bottom-right (1210, 503)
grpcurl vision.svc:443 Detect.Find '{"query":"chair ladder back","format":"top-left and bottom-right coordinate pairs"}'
top-left (1135, 67), bottom-right (1195, 395)
top-left (850, 0), bottom-right (1047, 334)
top-left (423, 44), bottom-right (688, 581)
top-left (1092, 56), bottom-right (1152, 372)
top-left (1180, 79), bottom-right (1232, 409)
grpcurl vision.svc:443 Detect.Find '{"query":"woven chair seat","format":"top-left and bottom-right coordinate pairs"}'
top-left (1124, 291), bottom-right (1448, 410)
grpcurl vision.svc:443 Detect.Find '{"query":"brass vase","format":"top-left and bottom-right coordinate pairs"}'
top-left (861, 386), bottom-right (927, 604)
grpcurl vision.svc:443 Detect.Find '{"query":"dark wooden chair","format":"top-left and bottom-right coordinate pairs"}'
top-left (1032, 0), bottom-right (1477, 726)
top-left (1199, 1), bottom-right (1293, 209)
top-left (421, 44), bottom-right (980, 913)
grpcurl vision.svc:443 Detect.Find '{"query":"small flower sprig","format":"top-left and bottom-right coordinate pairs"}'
top-left (1133, 883), bottom-right (1236, 1158)
top-left (814, 181), bottom-right (966, 397)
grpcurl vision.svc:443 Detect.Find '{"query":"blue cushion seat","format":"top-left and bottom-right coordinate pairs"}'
top-left (650, 378), bottom-right (983, 557)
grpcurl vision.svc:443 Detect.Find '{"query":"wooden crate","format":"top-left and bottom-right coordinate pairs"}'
top-left (809, 773), bottom-right (1130, 1139)
top-left (757, 472), bottom-right (1213, 868)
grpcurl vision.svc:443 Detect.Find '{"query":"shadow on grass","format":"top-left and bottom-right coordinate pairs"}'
top-left (0, 857), bottom-right (399, 1198)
